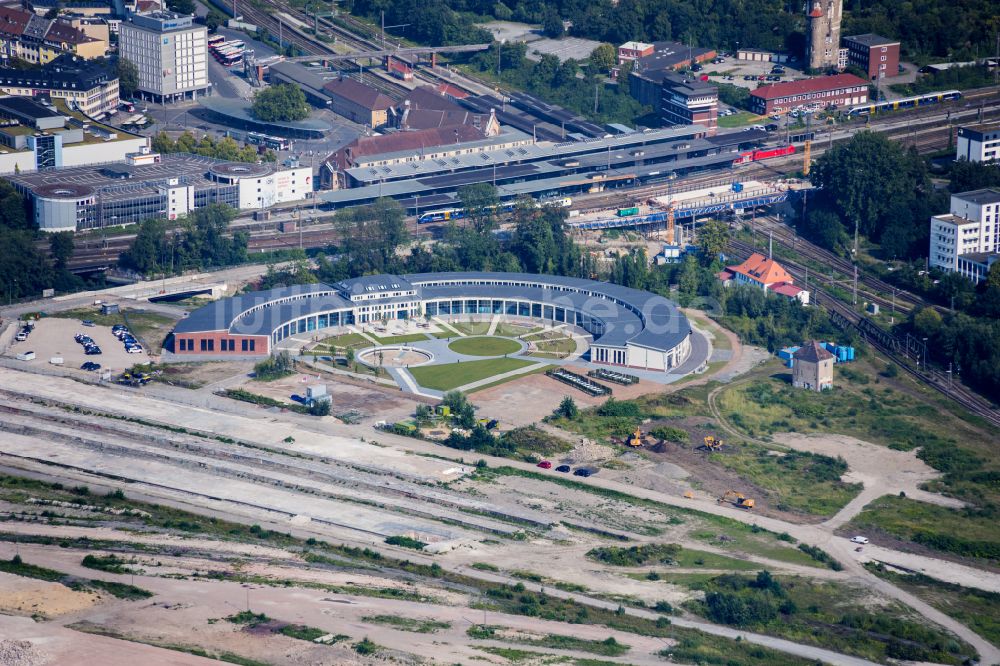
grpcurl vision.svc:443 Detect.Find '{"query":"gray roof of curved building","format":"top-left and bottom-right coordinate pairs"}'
top-left (173, 272), bottom-right (689, 352)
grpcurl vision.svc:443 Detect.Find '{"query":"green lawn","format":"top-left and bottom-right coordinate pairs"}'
top-left (409, 358), bottom-right (535, 391)
top-left (718, 111), bottom-right (763, 128)
top-left (317, 332), bottom-right (370, 350)
top-left (680, 572), bottom-right (975, 664)
top-left (847, 494), bottom-right (1000, 565)
top-left (451, 321), bottom-right (492, 336)
top-left (867, 564), bottom-right (1000, 648)
top-left (448, 336), bottom-right (522, 357)
top-left (373, 333), bottom-right (430, 344)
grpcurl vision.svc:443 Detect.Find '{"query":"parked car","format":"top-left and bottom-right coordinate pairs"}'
top-left (15, 332), bottom-right (26, 341)
top-left (537, 460), bottom-right (552, 469)
top-left (573, 468), bottom-right (593, 477)
top-left (82, 320), bottom-right (95, 327)
top-left (765, 123), bottom-right (779, 132)
top-left (85, 346), bottom-right (102, 355)
top-left (81, 361), bottom-right (102, 371)
top-left (126, 345), bottom-right (144, 354)
top-left (555, 465), bottom-right (571, 473)
top-left (850, 536), bottom-right (869, 544)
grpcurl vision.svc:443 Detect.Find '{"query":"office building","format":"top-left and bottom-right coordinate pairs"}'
top-left (956, 122), bottom-right (1000, 163)
top-left (625, 40), bottom-right (716, 105)
top-left (660, 72), bottom-right (718, 135)
top-left (7, 153), bottom-right (311, 231)
top-left (119, 11), bottom-right (208, 102)
top-left (929, 188), bottom-right (1000, 281)
top-left (843, 33), bottom-right (900, 80)
top-left (169, 272), bottom-right (693, 373)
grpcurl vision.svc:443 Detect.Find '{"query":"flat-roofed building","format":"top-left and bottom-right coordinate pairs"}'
top-left (957, 122), bottom-right (1000, 163)
top-left (843, 33), bottom-right (900, 80)
top-left (929, 189), bottom-right (1000, 281)
top-left (660, 72), bottom-right (718, 135)
top-left (119, 10), bottom-right (208, 102)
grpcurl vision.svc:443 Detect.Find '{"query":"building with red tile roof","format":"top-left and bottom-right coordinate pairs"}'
top-left (718, 252), bottom-right (810, 304)
top-left (749, 73), bottom-right (868, 115)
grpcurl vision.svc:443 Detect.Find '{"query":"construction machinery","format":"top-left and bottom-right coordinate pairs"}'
top-left (611, 426), bottom-right (654, 449)
top-left (717, 490), bottom-right (755, 510)
top-left (700, 435), bottom-right (724, 452)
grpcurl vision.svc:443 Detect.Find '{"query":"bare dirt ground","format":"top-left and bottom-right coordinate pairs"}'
top-left (0, 572), bottom-right (100, 618)
top-left (235, 371), bottom-right (420, 424)
top-left (771, 432), bottom-right (966, 530)
top-left (160, 361), bottom-right (255, 389)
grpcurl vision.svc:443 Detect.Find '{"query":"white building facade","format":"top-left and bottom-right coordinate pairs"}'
top-left (929, 188), bottom-right (1000, 281)
top-left (956, 123), bottom-right (1000, 163)
top-left (119, 11), bottom-right (208, 102)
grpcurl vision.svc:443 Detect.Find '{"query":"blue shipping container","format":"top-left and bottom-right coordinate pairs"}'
top-left (732, 182), bottom-right (744, 193)
top-left (847, 347), bottom-right (855, 361)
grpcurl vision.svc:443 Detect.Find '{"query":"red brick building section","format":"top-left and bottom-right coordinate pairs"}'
top-left (172, 331), bottom-right (269, 357)
top-left (749, 73), bottom-right (869, 115)
top-left (843, 34), bottom-right (900, 80)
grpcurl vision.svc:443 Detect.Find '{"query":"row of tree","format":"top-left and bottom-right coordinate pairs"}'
top-left (150, 132), bottom-right (275, 163)
top-left (0, 182), bottom-right (86, 300)
top-left (119, 204), bottom-right (248, 276)
top-left (466, 41), bottom-right (650, 125)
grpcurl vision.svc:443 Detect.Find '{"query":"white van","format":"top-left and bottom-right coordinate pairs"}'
top-left (49, 356), bottom-right (64, 366)
top-left (850, 536), bottom-right (869, 544)
top-left (16, 351), bottom-right (35, 361)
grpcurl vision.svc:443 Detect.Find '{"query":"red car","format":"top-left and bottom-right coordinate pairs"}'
top-left (537, 460), bottom-right (552, 469)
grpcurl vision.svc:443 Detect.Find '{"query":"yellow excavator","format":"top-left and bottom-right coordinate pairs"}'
top-left (626, 427), bottom-right (644, 448)
top-left (701, 436), bottom-right (724, 452)
top-left (718, 490), bottom-right (755, 510)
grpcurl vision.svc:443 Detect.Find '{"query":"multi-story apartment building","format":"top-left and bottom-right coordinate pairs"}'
top-left (929, 189), bottom-right (1000, 282)
top-left (119, 11), bottom-right (208, 102)
top-left (0, 55), bottom-right (119, 117)
top-left (0, 5), bottom-right (105, 64)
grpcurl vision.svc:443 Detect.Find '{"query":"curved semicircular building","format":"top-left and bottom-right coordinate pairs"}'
top-left (170, 273), bottom-right (693, 372)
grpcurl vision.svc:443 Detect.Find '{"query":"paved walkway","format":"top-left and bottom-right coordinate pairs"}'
top-left (486, 314), bottom-right (501, 336)
top-left (432, 318), bottom-right (464, 336)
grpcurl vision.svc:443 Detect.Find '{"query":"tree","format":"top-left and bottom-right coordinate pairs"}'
top-left (441, 390), bottom-right (476, 429)
top-left (554, 395), bottom-right (578, 420)
top-left (116, 57), bottom-right (139, 99)
top-left (589, 43), bottom-right (617, 72)
top-left (809, 131), bottom-right (940, 254)
top-left (542, 6), bottom-right (563, 38)
top-left (166, 0), bottom-right (195, 15)
top-left (205, 8), bottom-right (226, 31)
top-left (457, 183), bottom-right (500, 232)
top-left (987, 261), bottom-right (1000, 292)
top-left (334, 198), bottom-right (409, 275)
top-left (49, 232), bottom-right (74, 271)
top-left (251, 84), bottom-right (309, 122)
top-left (696, 218), bottom-right (730, 265)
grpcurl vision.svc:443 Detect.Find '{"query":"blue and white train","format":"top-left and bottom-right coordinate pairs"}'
top-left (417, 197), bottom-right (572, 224)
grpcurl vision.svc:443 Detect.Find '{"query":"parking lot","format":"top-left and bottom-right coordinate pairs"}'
top-left (5, 317), bottom-right (150, 376)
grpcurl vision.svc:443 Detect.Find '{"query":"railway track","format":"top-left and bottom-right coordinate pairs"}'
top-left (728, 239), bottom-right (1000, 427)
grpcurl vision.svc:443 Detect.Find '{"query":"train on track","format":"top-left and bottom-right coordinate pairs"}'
top-left (733, 145), bottom-right (796, 166)
top-left (417, 197), bottom-right (572, 224)
top-left (846, 90), bottom-right (962, 117)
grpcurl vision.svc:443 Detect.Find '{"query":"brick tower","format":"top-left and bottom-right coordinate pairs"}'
top-left (807, 0), bottom-right (843, 71)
